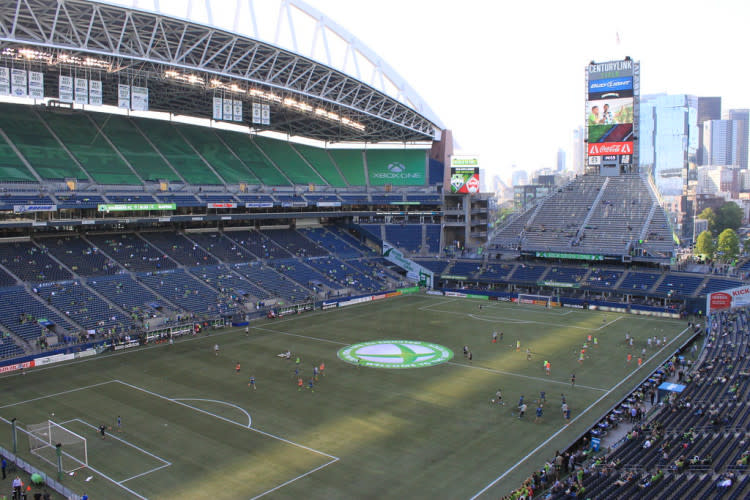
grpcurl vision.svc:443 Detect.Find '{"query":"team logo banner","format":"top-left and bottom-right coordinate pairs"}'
top-left (707, 284), bottom-right (750, 313)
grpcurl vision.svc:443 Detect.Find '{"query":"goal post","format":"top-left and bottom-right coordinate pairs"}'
top-left (516, 293), bottom-right (554, 308)
top-left (27, 420), bottom-right (88, 472)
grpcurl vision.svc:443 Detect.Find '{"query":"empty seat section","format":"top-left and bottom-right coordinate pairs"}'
top-left (233, 263), bottom-right (311, 303)
top-left (701, 278), bottom-right (743, 295)
top-left (584, 269), bottom-right (623, 289)
top-left (89, 113), bottom-right (180, 182)
top-left (414, 259), bottom-right (449, 274)
top-left (41, 236), bottom-right (121, 276)
top-left (425, 224), bottom-right (441, 253)
top-left (299, 227), bottom-right (360, 258)
top-left (41, 111), bottom-right (140, 184)
top-left (329, 226), bottom-right (375, 254)
top-left (186, 232), bottom-right (256, 263)
top-left (217, 131), bottom-right (287, 186)
top-left (655, 274), bottom-right (705, 297)
top-left (0, 242), bottom-right (73, 282)
top-left (35, 281), bottom-right (133, 334)
top-left (87, 274), bottom-right (164, 322)
top-left (444, 260), bottom-right (482, 278)
top-left (0, 132), bottom-right (36, 181)
top-left (191, 265), bottom-right (269, 303)
top-left (304, 256), bottom-right (382, 292)
top-left (477, 263), bottom-right (513, 281)
top-left (269, 259), bottom-right (339, 290)
top-left (176, 124), bottom-right (258, 184)
top-left (88, 233), bottom-right (177, 272)
top-left (133, 119), bottom-right (222, 185)
top-left (225, 230), bottom-right (291, 259)
top-left (252, 136), bottom-right (324, 185)
top-left (343, 259), bottom-right (391, 289)
top-left (0, 104), bottom-right (86, 180)
top-left (544, 267), bottom-right (586, 284)
top-left (618, 271), bottom-right (661, 292)
top-left (511, 265), bottom-right (547, 282)
top-left (0, 286), bottom-right (75, 342)
top-left (138, 269), bottom-right (227, 315)
top-left (141, 232), bottom-right (218, 266)
top-left (261, 229), bottom-right (327, 257)
top-left (293, 144), bottom-right (346, 186)
top-left (384, 225), bottom-right (421, 253)
top-left (329, 149), bottom-right (365, 186)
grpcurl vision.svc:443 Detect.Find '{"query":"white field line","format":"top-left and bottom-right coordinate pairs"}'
top-left (469, 326), bottom-right (691, 499)
top-left (73, 418), bottom-right (171, 466)
top-left (113, 379), bottom-right (338, 460)
top-left (119, 463), bottom-right (172, 484)
top-left (172, 398), bottom-right (252, 427)
top-left (0, 380), bottom-right (116, 409)
top-left (445, 362), bottom-right (608, 392)
top-left (250, 325), bottom-right (349, 345)
top-left (249, 457), bottom-right (340, 500)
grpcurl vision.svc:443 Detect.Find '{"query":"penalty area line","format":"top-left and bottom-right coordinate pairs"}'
top-left (446, 362), bottom-right (608, 392)
top-left (249, 457), bottom-right (340, 500)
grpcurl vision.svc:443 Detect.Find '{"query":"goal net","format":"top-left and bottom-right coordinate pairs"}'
top-left (27, 420), bottom-right (88, 472)
top-left (516, 294), bottom-right (553, 308)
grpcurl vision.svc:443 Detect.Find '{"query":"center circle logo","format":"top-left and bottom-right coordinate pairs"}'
top-left (337, 340), bottom-right (453, 369)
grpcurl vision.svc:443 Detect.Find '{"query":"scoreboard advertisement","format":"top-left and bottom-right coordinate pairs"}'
top-left (586, 59), bottom-right (638, 166)
top-left (450, 155), bottom-right (480, 194)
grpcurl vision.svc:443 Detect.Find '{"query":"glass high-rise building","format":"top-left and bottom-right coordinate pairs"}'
top-left (639, 94), bottom-right (698, 240)
top-left (697, 97), bottom-right (721, 166)
top-left (727, 109), bottom-right (749, 170)
top-left (703, 119), bottom-right (739, 166)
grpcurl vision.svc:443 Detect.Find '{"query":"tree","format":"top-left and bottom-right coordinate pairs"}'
top-left (717, 202), bottom-right (743, 233)
top-left (697, 207), bottom-right (718, 234)
top-left (743, 237), bottom-right (750, 256)
top-left (695, 230), bottom-right (715, 259)
top-left (717, 228), bottom-right (740, 263)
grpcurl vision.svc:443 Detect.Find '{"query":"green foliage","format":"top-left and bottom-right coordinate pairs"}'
top-left (718, 202), bottom-right (743, 233)
top-left (697, 207), bottom-right (718, 234)
top-left (717, 228), bottom-right (740, 263)
top-left (743, 237), bottom-right (750, 255)
top-left (695, 230), bottom-right (715, 259)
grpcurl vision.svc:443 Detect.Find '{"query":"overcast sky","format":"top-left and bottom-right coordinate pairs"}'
top-left (305, 0), bottom-right (750, 182)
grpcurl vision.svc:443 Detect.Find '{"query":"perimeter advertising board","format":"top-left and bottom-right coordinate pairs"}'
top-left (450, 155), bottom-right (480, 193)
top-left (706, 284), bottom-right (750, 313)
top-left (586, 59), bottom-right (636, 162)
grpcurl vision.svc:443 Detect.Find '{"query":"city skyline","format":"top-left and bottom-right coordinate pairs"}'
top-left (307, 0), bottom-right (750, 184)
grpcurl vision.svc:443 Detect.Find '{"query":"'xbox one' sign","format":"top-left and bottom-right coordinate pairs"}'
top-left (338, 340), bottom-right (453, 369)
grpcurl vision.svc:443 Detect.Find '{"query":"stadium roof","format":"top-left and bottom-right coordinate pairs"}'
top-left (0, 0), bottom-right (443, 143)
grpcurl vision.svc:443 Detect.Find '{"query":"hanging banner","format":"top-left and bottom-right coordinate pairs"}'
top-left (233, 100), bottom-right (242, 122)
top-left (11, 69), bottom-right (27, 97)
top-left (118, 84), bottom-right (130, 109)
top-left (28, 71), bottom-right (43, 99)
top-left (74, 77), bottom-right (88, 104)
top-left (131, 85), bottom-right (148, 111)
top-left (212, 96), bottom-right (223, 120)
top-left (0, 67), bottom-right (11, 96)
top-left (252, 103), bottom-right (261, 124)
top-left (59, 75), bottom-right (73, 102)
top-left (89, 80), bottom-right (102, 106)
top-left (261, 104), bottom-right (270, 125)
top-left (222, 98), bottom-right (233, 120)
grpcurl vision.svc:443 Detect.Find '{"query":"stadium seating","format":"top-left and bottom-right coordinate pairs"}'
top-left (0, 241), bottom-right (73, 283)
top-left (0, 130), bottom-right (36, 181)
top-left (509, 265), bottom-right (547, 283)
top-left (253, 136), bottom-right (324, 185)
top-left (269, 258), bottom-right (340, 291)
top-left (584, 268), bottom-right (624, 290)
top-left (293, 144), bottom-right (347, 187)
top-left (137, 269), bottom-right (229, 315)
top-left (425, 224), bottom-right (441, 253)
top-left (476, 263), bottom-right (514, 281)
top-left (189, 265), bottom-right (268, 304)
top-left (384, 225), bottom-right (422, 253)
top-left (414, 259), bottom-right (450, 274)
top-left (175, 124), bottom-right (257, 185)
top-left (41, 236), bottom-right (122, 276)
top-left (183, 232), bottom-right (256, 263)
top-left (654, 273), bottom-right (705, 298)
top-left (0, 286), bottom-right (75, 342)
top-left (141, 232), bottom-right (218, 267)
top-left (299, 227), bottom-right (360, 258)
top-left (701, 278), bottom-right (743, 295)
top-left (215, 131), bottom-right (287, 186)
top-left (261, 229), bottom-right (327, 257)
top-left (87, 233), bottom-right (177, 272)
top-left (544, 266), bottom-right (586, 284)
top-left (40, 110), bottom-right (140, 185)
top-left (618, 271), bottom-right (661, 292)
top-left (87, 274), bottom-right (166, 321)
top-left (329, 150), bottom-right (366, 186)
top-left (444, 260), bottom-right (482, 278)
top-left (232, 262), bottom-right (311, 304)
top-left (224, 230), bottom-right (291, 260)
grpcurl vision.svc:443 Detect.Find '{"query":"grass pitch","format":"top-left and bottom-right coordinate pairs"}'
top-left (0, 294), bottom-right (691, 499)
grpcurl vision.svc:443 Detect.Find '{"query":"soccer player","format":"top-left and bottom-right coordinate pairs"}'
top-left (319, 362), bottom-right (325, 377)
top-left (492, 331), bottom-right (498, 344)
top-left (495, 388), bottom-right (504, 405)
top-left (518, 403), bottom-right (527, 419)
top-left (570, 373), bottom-right (576, 387)
top-left (578, 351), bottom-right (585, 364)
top-left (235, 362), bottom-right (241, 374)
top-left (518, 395), bottom-right (525, 407)
top-left (117, 415), bottom-right (121, 432)
top-left (627, 353), bottom-right (632, 363)
top-left (593, 337), bottom-right (598, 346)
top-left (545, 360), bottom-right (551, 376)
top-left (467, 351), bottom-right (473, 362)
top-left (526, 348), bottom-right (532, 361)
top-left (99, 424), bottom-right (106, 440)
top-left (540, 391), bottom-right (546, 404)
top-left (463, 345), bottom-right (469, 357)
top-left (297, 378), bottom-right (304, 391)
top-left (516, 340), bottom-right (521, 352)
top-left (214, 344), bottom-right (219, 356)
top-left (638, 357), bottom-right (643, 367)
top-left (308, 378), bottom-right (315, 392)
top-left (535, 405), bottom-right (543, 423)
top-left (313, 365), bottom-right (319, 381)
top-left (564, 407), bottom-right (571, 424)
top-left (248, 376), bottom-right (256, 390)
top-left (245, 326), bottom-right (249, 336)
top-left (294, 367), bottom-right (300, 379)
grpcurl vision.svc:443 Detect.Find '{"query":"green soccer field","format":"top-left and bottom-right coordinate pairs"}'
top-left (0, 294), bottom-right (691, 499)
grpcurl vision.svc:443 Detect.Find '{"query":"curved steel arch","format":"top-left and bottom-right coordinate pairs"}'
top-left (0, 0), bottom-right (442, 142)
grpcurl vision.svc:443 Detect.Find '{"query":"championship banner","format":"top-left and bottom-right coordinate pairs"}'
top-left (28, 71), bottom-right (44, 99)
top-left (0, 67), bottom-right (9, 95)
top-left (222, 98), bottom-right (233, 120)
top-left (707, 284), bottom-right (750, 313)
top-left (233, 100), bottom-right (242, 122)
top-left (59, 75), bottom-right (74, 103)
top-left (213, 96), bottom-right (223, 120)
top-left (261, 104), bottom-right (270, 125)
top-left (89, 80), bottom-right (102, 106)
top-left (118, 84), bottom-right (130, 109)
top-left (131, 86), bottom-right (148, 111)
top-left (74, 77), bottom-right (88, 104)
top-left (11, 69), bottom-right (27, 97)
top-left (252, 103), bottom-right (261, 124)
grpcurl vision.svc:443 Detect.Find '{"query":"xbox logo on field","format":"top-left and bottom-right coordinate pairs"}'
top-left (387, 162), bottom-right (406, 173)
top-left (338, 340), bottom-right (453, 369)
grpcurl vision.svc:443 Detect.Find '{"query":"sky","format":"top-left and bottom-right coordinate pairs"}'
top-left (303, 0), bottom-right (750, 183)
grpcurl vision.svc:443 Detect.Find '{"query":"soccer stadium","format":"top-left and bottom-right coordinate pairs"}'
top-left (0, 1), bottom-right (748, 499)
